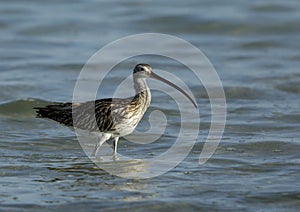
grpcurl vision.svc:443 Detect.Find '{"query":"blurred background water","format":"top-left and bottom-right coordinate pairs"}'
top-left (0, 0), bottom-right (300, 211)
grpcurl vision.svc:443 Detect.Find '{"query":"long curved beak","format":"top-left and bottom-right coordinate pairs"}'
top-left (150, 72), bottom-right (197, 108)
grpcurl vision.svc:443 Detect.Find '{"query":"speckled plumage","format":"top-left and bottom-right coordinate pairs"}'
top-left (35, 91), bottom-right (150, 135)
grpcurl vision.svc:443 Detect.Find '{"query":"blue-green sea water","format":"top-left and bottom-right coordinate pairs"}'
top-left (0, 0), bottom-right (300, 211)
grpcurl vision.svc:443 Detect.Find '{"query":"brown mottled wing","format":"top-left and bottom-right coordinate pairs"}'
top-left (72, 98), bottom-right (132, 132)
top-left (35, 97), bottom-right (134, 132)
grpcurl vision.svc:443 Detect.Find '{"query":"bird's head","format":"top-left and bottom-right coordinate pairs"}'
top-left (133, 64), bottom-right (152, 78)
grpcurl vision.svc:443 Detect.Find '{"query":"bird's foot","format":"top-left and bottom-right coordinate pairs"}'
top-left (112, 153), bottom-right (119, 161)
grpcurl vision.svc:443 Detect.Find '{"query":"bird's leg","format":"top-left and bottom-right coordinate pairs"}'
top-left (91, 133), bottom-right (111, 157)
top-left (113, 137), bottom-right (119, 155)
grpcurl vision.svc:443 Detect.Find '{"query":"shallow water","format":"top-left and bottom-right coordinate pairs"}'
top-left (1, 0), bottom-right (300, 211)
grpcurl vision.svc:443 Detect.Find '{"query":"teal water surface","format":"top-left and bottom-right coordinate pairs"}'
top-left (0, 0), bottom-right (300, 211)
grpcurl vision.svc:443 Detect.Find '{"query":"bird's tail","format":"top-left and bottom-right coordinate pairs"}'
top-left (34, 103), bottom-right (74, 126)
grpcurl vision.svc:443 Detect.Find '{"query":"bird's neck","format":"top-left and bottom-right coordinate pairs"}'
top-left (133, 77), bottom-right (151, 108)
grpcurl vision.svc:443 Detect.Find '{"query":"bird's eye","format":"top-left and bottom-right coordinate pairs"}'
top-left (140, 67), bottom-right (145, 71)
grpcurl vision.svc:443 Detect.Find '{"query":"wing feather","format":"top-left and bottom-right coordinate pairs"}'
top-left (35, 97), bottom-right (137, 132)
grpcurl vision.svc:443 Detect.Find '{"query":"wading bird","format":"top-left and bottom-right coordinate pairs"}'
top-left (35, 64), bottom-right (197, 156)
